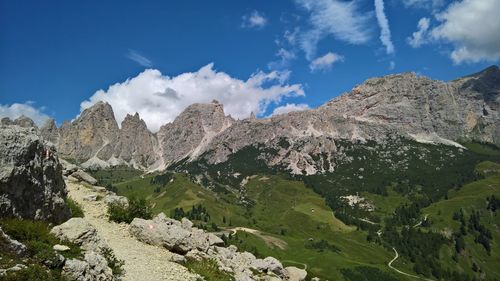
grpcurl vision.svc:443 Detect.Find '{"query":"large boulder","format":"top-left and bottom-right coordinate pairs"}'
top-left (51, 218), bottom-right (108, 252)
top-left (70, 169), bottom-right (98, 185)
top-left (285, 266), bottom-right (307, 281)
top-left (129, 213), bottom-right (223, 254)
top-left (0, 125), bottom-right (70, 223)
top-left (62, 251), bottom-right (115, 281)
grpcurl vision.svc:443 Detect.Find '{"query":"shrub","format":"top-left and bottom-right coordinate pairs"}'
top-left (101, 247), bottom-right (125, 276)
top-left (0, 219), bottom-right (83, 280)
top-left (67, 198), bottom-right (84, 217)
top-left (185, 259), bottom-right (234, 281)
top-left (108, 197), bottom-right (152, 223)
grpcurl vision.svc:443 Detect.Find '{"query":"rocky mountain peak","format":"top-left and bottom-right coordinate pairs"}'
top-left (121, 113), bottom-right (147, 131)
top-left (58, 101), bottom-right (119, 164)
top-left (157, 101), bottom-right (235, 168)
top-left (40, 118), bottom-right (60, 145)
top-left (114, 112), bottom-right (158, 169)
top-left (13, 115), bottom-right (37, 128)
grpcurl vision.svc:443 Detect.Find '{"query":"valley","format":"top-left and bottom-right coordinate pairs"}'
top-left (89, 140), bottom-right (500, 281)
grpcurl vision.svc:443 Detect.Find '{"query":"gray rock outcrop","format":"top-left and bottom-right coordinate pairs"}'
top-left (40, 118), bottom-right (60, 145)
top-left (58, 101), bottom-right (119, 164)
top-left (70, 169), bottom-right (98, 185)
top-left (51, 218), bottom-right (117, 281)
top-left (129, 213), bottom-right (304, 281)
top-left (51, 217), bottom-right (109, 252)
top-left (62, 251), bottom-right (115, 281)
top-left (156, 100), bottom-right (234, 168)
top-left (113, 113), bottom-right (158, 169)
top-left (0, 125), bottom-right (70, 223)
top-left (0, 226), bottom-right (28, 257)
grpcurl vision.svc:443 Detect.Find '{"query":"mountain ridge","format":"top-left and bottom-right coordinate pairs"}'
top-left (7, 66), bottom-right (500, 174)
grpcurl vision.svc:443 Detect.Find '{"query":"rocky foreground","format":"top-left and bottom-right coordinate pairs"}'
top-left (62, 171), bottom-right (307, 281)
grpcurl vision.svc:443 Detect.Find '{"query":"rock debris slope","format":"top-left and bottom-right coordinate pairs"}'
top-left (64, 180), bottom-right (200, 281)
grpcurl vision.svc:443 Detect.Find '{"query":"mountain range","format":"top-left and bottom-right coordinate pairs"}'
top-left (3, 66), bottom-right (499, 174)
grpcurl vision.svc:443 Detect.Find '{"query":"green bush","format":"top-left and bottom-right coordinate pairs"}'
top-left (67, 198), bottom-right (84, 217)
top-left (0, 219), bottom-right (83, 280)
top-left (108, 197), bottom-right (152, 223)
top-left (185, 259), bottom-right (234, 281)
top-left (101, 247), bottom-right (125, 276)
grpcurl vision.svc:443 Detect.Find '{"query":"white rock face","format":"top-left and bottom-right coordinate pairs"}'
top-left (0, 125), bottom-right (71, 223)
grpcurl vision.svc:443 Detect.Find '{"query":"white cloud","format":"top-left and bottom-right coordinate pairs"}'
top-left (295, 0), bottom-right (372, 60)
top-left (270, 103), bottom-right (310, 116)
top-left (126, 49), bottom-right (153, 67)
top-left (0, 102), bottom-right (51, 126)
top-left (374, 0), bottom-right (395, 54)
top-left (268, 48), bottom-right (297, 70)
top-left (309, 52), bottom-right (344, 71)
top-left (430, 0), bottom-right (500, 64)
top-left (81, 64), bottom-right (304, 132)
top-left (407, 17), bottom-right (430, 48)
top-left (242, 10), bottom-right (268, 29)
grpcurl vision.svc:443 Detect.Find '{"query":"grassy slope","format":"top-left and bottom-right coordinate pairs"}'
top-left (113, 172), bottom-right (401, 280)
top-left (423, 173), bottom-right (500, 280)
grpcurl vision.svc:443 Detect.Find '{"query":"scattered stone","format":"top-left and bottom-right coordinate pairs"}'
top-left (71, 170), bottom-right (98, 185)
top-left (51, 218), bottom-right (108, 253)
top-left (53, 244), bottom-right (71, 252)
top-left (104, 195), bottom-right (129, 208)
top-left (285, 266), bottom-right (307, 281)
top-left (92, 186), bottom-right (107, 193)
top-left (83, 194), bottom-right (98, 201)
top-left (62, 251), bottom-right (115, 281)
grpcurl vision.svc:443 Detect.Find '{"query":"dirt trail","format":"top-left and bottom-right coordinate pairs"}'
top-left (388, 248), bottom-right (434, 281)
top-left (227, 227), bottom-right (288, 250)
top-left (66, 181), bottom-right (199, 281)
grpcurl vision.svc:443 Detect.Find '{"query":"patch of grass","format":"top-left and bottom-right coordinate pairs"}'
top-left (0, 219), bottom-right (83, 280)
top-left (101, 247), bottom-right (125, 276)
top-left (88, 165), bottom-right (143, 186)
top-left (341, 266), bottom-right (400, 281)
top-left (67, 198), bottom-right (84, 217)
top-left (108, 197), bottom-right (153, 223)
top-left (1, 264), bottom-right (65, 281)
top-left (185, 259), bottom-right (234, 281)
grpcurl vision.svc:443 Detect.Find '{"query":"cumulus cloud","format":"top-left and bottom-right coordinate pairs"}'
top-left (126, 49), bottom-right (153, 67)
top-left (0, 102), bottom-right (51, 126)
top-left (309, 52), bottom-right (344, 71)
top-left (81, 63), bottom-right (304, 132)
top-left (430, 0), bottom-right (500, 64)
top-left (270, 103), bottom-right (310, 116)
top-left (242, 10), bottom-right (268, 29)
top-left (294, 0), bottom-right (372, 60)
top-left (374, 0), bottom-right (395, 54)
top-left (407, 17), bottom-right (430, 48)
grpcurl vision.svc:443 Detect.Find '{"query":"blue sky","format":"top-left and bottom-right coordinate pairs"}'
top-left (1, 0), bottom-right (499, 131)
